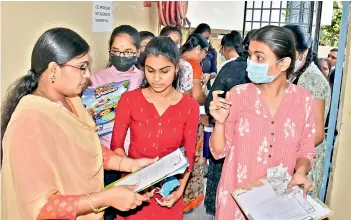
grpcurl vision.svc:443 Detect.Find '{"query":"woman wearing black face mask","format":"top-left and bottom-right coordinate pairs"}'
top-left (86, 24), bottom-right (144, 220)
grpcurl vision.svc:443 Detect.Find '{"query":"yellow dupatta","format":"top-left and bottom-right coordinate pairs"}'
top-left (1, 95), bottom-right (104, 220)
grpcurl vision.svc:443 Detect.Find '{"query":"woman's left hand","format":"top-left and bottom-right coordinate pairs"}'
top-left (130, 157), bottom-right (159, 173)
top-left (287, 172), bottom-right (313, 198)
top-left (155, 188), bottom-right (183, 208)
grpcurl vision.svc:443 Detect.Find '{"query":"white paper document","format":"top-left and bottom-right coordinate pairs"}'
top-left (233, 166), bottom-right (332, 220)
top-left (92, 2), bottom-right (113, 32)
top-left (114, 148), bottom-right (188, 192)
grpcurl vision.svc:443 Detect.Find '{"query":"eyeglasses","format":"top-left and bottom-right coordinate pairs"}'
top-left (110, 50), bottom-right (137, 57)
top-left (203, 48), bottom-right (209, 55)
top-left (62, 64), bottom-right (90, 74)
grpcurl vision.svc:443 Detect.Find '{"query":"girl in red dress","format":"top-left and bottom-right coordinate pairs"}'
top-left (111, 36), bottom-right (199, 220)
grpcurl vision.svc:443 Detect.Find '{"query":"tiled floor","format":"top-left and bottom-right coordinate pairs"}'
top-left (183, 178), bottom-right (214, 220)
top-left (183, 202), bottom-right (213, 220)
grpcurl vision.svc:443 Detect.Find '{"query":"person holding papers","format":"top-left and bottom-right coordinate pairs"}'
top-left (1, 28), bottom-right (157, 220)
top-left (111, 37), bottom-right (199, 220)
top-left (208, 26), bottom-right (317, 220)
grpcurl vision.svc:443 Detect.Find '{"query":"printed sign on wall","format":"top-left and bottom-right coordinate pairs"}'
top-left (92, 1), bottom-right (113, 32)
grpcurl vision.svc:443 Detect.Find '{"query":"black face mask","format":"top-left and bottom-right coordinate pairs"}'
top-left (110, 55), bottom-right (138, 72)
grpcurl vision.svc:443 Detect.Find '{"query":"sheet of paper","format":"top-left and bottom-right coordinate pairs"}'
top-left (115, 148), bottom-right (188, 192)
top-left (199, 106), bottom-right (206, 115)
top-left (92, 1), bottom-right (113, 32)
top-left (233, 166), bottom-right (332, 220)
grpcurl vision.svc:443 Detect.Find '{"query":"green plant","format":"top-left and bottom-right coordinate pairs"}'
top-left (321, 1), bottom-right (342, 47)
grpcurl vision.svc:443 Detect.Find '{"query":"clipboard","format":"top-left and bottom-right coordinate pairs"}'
top-left (232, 179), bottom-right (333, 220)
top-left (97, 148), bottom-right (189, 212)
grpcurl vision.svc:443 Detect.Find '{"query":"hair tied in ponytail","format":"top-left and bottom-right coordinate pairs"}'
top-left (27, 70), bottom-right (37, 82)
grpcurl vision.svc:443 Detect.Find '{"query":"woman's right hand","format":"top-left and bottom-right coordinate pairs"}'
top-left (87, 108), bottom-right (95, 117)
top-left (209, 90), bottom-right (232, 124)
top-left (104, 185), bottom-right (150, 211)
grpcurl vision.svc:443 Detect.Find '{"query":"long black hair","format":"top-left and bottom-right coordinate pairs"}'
top-left (109, 25), bottom-right (140, 49)
top-left (242, 29), bottom-right (257, 57)
top-left (283, 24), bottom-right (320, 83)
top-left (221, 30), bottom-right (243, 56)
top-left (193, 23), bottom-right (214, 51)
top-left (1, 27), bottom-right (90, 161)
top-left (180, 33), bottom-right (209, 54)
top-left (193, 23), bottom-right (211, 35)
top-left (250, 25), bottom-right (296, 78)
top-left (140, 36), bottom-right (180, 89)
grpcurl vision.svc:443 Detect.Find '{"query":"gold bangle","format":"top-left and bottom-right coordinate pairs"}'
top-left (119, 156), bottom-right (124, 171)
top-left (86, 193), bottom-right (99, 213)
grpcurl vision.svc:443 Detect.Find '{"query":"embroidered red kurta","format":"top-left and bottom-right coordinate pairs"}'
top-left (111, 89), bottom-right (199, 220)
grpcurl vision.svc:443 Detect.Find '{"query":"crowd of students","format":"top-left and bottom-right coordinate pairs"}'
top-left (1, 21), bottom-right (336, 220)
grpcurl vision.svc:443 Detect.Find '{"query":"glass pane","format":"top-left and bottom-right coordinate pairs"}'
top-left (253, 9), bottom-right (262, 21)
top-left (254, 1), bottom-right (263, 9)
top-left (272, 1), bottom-right (281, 8)
top-left (246, 10), bottom-right (253, 21)
top-left (281, 1), bottom-right (288, 9)
top-left (262, 10), bottom-right (270, 22)
top-left (263, 1), bottom-right (271, 8)
top-left (261, 22), bottom-right (270, 27)
top-left (245, 22), bottom-right (252, 31)
top-left (271, 10), bottom-right (280, 22)
top-left (247, 1), bottom-right (254, 8)
top-left (253, 22), bottom-right (261, 29)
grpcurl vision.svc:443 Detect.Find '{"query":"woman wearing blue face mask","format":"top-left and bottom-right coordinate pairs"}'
top-left (284, 24), bottom-right (331, 198)
top-left (208, 25), bottom-right (316, 220)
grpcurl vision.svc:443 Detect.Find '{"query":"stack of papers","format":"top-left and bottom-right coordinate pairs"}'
top-left (105, 148), bottom-right (189, 192)
top-left (232, 166), bottom-right (332, 220)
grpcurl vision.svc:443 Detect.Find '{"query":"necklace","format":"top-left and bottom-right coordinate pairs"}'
top-left (145, 88), bottom-right (176, 103)
top-left (36, 90), bottom-right (70, 110)
top-left (37, 90), bottom-right (47, 99)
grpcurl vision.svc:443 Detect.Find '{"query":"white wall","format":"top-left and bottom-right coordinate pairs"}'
top-left (1, 1), bottom-right (159, 99)
top-left (187, 1), bottom-right (245, 31)
top-left (187, 1), bottom-right (288, 31)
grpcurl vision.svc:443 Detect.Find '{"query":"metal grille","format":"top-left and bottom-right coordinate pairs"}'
top-left (242, 1), bottom-right (323, 51)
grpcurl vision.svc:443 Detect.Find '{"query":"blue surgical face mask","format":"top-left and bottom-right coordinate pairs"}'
top-left (158, 176), bottom-right (180, 197)
top-left (294, 55), bottom-right (303, 72)
top-left (246, 58), bottom-right (283, 84)
top-left (221, 54), bottom-right (226, 63)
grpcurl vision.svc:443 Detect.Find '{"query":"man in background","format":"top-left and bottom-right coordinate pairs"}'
top-left (328, 48), bottom-right (338, 70)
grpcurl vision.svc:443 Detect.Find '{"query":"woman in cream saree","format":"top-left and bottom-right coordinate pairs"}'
top-left (1, 28), bottom-right (156, 220)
